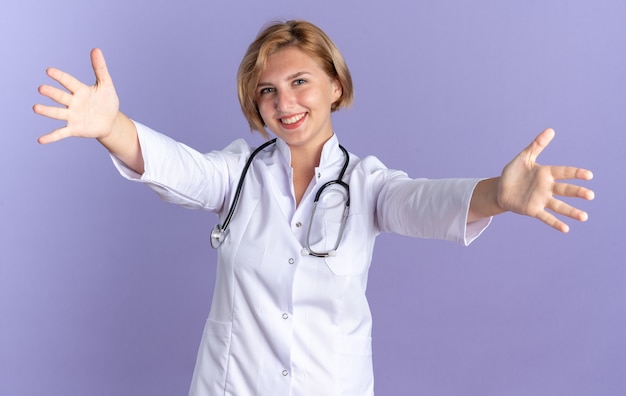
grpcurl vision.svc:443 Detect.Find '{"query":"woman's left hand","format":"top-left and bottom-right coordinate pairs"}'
top-left (497, 128), bottom-right (594, 232)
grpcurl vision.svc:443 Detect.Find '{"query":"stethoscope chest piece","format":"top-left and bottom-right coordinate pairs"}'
top-left (210, 224), bottom-right (229, 249)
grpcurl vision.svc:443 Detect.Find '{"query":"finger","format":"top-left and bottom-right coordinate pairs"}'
top-left (46, 67), bottom-right (85, 94)
top-left (32, 103), bottom-right (69, 121)
top-left (535, 209), bottom-right (570, 233)
top-left (550, 165), bottom-right (594, 181)
top-left (547, 197), bottom-right (589, 222)
top-left (553, 182), bottom-right (595, 201)
top-left (521, 128), bottom-right (555, 164)
top-left (37, 126), bottom-right (72, 144)
top-left (91, 48), bottom-right (112, 86)
top-left (38, 84), bottom-right (72, 106)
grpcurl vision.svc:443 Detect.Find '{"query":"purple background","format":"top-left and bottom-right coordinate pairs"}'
top-left (2, 0), bottom-right (625, 395)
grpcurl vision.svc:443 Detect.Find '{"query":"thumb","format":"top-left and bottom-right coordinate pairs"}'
top-left (522, 128), bottom-right (555, 164)
top-left (90, 48), bottom-right (112, 86)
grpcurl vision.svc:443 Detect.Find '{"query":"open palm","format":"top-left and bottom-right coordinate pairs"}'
top-left (498, 128), bottom-right (594, 232)
top-left (34, 48), bottom-right (119, 144)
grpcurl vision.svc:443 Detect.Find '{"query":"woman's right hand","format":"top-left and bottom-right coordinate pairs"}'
top-left (34, 48), bottom-right (120, 143)
top-left (34, 48), bottom-right (144, 174)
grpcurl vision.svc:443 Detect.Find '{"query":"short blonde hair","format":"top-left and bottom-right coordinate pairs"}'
top-left (237, 20), bottom-right (354, 138)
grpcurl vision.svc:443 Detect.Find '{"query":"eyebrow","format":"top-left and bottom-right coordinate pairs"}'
top-left (257, 71), bottom-right (311, 88)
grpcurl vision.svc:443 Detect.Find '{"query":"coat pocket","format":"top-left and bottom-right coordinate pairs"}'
top-left (322, 213), bottom-right (372, 276)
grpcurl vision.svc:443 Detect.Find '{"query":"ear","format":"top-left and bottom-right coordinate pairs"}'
top-left (331, 77), bottom-right (343, 103)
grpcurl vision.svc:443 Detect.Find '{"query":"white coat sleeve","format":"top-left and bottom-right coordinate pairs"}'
top-left (110, 121), bottom-right (249, 212)
top-left (361, 157), bottom-right (490, 246)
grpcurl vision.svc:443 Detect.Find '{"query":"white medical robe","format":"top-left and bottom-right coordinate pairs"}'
top-left (113, 122), bottom-right (490, 396)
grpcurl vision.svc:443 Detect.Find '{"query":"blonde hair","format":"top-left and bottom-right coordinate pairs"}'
top-left (237, 20), bottom-right (354, 138)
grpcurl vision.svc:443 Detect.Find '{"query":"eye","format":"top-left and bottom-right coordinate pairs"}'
top-left (293, 78), bottom-right (306, 86)
top-left (259, 87), bottom-right (275, 95)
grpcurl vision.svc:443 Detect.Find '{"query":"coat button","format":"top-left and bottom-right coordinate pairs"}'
top-left (288, 258), bottom-right (295, 265)
top-left (282, 313), bottom-right (289, 319)
top-left (282, 369), bottom-right (289, 376)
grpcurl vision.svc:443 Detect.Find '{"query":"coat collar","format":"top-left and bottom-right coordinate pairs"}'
top-left (274, 134), bottom-right (344, 171)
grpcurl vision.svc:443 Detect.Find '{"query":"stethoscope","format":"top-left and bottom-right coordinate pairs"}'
top-left (210, 138), bottom-right (350, 258)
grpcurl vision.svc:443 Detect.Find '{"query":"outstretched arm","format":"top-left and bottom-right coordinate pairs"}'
top-left (468, 128), bottom-right (594, 233)
top-left (33, 48), bottom-right (144, 174)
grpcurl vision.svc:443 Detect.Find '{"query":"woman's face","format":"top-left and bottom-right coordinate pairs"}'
top-left (255, 47), bottom-right (342, 152)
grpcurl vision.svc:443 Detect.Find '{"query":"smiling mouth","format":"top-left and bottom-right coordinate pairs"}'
top-left (280, 113), bottom-right (306, 125)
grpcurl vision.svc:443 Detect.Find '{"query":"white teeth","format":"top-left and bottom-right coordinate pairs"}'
top-left (281, 113), bottom-right (305, 125)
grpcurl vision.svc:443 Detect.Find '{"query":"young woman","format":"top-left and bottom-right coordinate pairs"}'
top-left (34, 20), bottom-right (593, 396)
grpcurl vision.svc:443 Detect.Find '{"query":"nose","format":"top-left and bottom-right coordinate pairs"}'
top-left (275, 90), bottom-right (294, 112)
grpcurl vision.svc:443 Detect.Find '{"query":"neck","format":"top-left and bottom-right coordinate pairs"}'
top-left (288, 133), bottom-right (332, 172)
top-left (290, 146), bottom-right (321, 172)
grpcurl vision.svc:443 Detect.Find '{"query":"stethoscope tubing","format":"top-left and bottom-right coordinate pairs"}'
top-left (211, 139), bottom-right (350, 253)
top-left (219, 138), bottom-right (277, 234)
